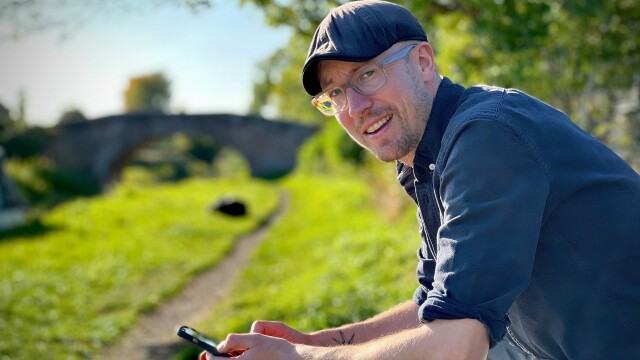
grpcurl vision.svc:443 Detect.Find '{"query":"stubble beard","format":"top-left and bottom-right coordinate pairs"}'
top-left (368, 84), bottom-right (433, 163)
top-left (371, 116), bottom-right (421, 162)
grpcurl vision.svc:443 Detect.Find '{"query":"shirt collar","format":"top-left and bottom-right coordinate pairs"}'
top-left (412, 77), bottom-right (465, 179)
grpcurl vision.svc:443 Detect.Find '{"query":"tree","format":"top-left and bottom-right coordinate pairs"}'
top-left (13, 91), bottom-right (28, 132)
top-left (0, 102), bottom-right (14, 139)
top-left (245, 0), bottom-right (639, 161)
top-left (416, 0), bottom-right (639, 155)
top-left (123, 72), bottom-right (171, 113)
top-left (57, 107), bottom-right (87, 125)
top-left (250, 36), bottom-right (325, 124)
top-left (0, 96), bottom-right (27, 141)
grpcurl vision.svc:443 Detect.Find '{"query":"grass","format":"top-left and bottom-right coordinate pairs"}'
top-left (0, 176), bottom-right (279, 359)
top-left (194, 173), bottom-right (419, 347)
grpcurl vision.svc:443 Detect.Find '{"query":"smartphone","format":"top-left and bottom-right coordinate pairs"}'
top-left (177, 325), bottom-right (231, 357)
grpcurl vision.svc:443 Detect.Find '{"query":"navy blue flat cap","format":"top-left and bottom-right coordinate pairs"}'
top-left (302, 0), bottom-right (428, 96)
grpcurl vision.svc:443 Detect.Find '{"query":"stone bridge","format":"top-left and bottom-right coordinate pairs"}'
top-left (47, 114), bottom-right (317, 189)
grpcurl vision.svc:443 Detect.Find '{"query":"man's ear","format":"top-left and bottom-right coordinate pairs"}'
top-left (415, 42), bottom-right (436, 83)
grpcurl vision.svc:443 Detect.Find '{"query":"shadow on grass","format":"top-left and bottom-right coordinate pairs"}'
top-left (0, 218), bottom-right (63, 242)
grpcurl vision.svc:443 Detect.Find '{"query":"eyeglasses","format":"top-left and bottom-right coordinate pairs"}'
top-left (311, 44), bottom-right (417, 116)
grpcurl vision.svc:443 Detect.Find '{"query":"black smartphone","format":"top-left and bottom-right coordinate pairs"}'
top-left (177, 325), bottom-right (231, 357)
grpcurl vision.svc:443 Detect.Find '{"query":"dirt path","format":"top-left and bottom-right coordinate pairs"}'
top-left (99, 192), bottom-right (289, 360)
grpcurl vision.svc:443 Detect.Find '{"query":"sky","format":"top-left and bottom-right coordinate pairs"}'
top-left (0, 2), bottom-right (292, 126)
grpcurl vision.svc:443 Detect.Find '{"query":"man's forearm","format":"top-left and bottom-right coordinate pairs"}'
top-left (308, 301), bottom-right (421, 346)
top-left (299, 318), bottom-right (489, 360)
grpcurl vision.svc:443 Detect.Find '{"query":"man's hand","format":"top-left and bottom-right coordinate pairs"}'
top-left (199, 320), bottom-right (312, 360)
top-left (206, 333), bottom-right (302, 360)
top-left (250, 320), bottom-right (312, 345)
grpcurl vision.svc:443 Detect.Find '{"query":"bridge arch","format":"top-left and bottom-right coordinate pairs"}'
top-left (47, 114), bottom-right (317, 189)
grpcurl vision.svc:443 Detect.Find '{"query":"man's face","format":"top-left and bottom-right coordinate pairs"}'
top-left (317, 43), bottom-right (434, 165)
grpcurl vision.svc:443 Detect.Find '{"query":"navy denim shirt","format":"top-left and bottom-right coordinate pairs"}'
top-left (398, 77), bottom-right (640, 359)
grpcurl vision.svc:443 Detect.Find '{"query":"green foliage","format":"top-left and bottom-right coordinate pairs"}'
top-left (426, 0), bottom-right (639, 93)
top-left (422, 0), bottom-right (639, 157)
top-left (123, 72), bottom-right (171, 114)
top-left (247, 0), bottom-right (639, 167)
top-left (240, 0), bottom-right (346, 36)
top-left (298, 120), bottom-right (365, 174)
top-left (0, 97), bottom-right (27, 144)
top-left (57, 107), bottom-right (87, 125)
top-left (187, 136), bottom-right (221, 164)
top-left (210, 148), bottom-right (251, 178)
top-left (250, 35), bottom-right (326, 124)
top-left (5, 157), bottom-right (98, 208)
top-left (127, 134), bottom-right (248, 182)
top-left (1, 126), bottom-right (53, 159)
top-left (0, 101), bottom-right (15, 136)
top-left (0, 176), bottom-right (279, 359)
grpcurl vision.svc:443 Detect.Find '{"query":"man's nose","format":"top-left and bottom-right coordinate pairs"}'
top-left (346, 87), bottom-right (372, 118)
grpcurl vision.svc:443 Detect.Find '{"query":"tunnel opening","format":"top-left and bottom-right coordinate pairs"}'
top-left (112, 133), bottom-right (251, 187)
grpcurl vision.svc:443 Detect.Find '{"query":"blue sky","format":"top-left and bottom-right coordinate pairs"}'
top-left (0, 2), bottom-right (292, 126)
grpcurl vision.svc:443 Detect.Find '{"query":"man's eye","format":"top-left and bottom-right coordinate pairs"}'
top-left (329, 88), bottom-right (343, 98)
top-left (360, 69), bottom-right (377, 80)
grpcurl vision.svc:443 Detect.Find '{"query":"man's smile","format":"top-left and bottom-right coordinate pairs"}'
top-left (364, 114), bottom-right (392, 135)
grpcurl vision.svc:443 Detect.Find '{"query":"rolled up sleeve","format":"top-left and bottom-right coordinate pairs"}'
top-left (419, 119), bottom-right (550, 346)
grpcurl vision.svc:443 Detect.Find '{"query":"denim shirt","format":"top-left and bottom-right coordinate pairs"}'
top-left (398, 77), bottom-right (640, 359)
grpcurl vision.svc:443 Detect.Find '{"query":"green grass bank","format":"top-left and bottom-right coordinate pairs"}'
top-left (0, 177), bottom-right (279, 359)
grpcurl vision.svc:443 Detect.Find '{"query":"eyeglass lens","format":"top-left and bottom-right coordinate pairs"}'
top-left (312, 44), bottom-right (416, 116)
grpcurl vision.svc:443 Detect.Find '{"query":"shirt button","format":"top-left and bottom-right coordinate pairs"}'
top-left (428, 164), bottom-right (436, 171)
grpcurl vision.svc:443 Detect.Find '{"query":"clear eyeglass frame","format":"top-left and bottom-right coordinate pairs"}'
top-left (311, 44), bottom-right (417, 116)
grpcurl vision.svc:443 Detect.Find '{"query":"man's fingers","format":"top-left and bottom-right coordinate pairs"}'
top-left (203, 351), bottom-right (222, 360)
top-left (250, 320), bottom-right (278, 334)
top-left (250, 320), bottom-right (265, 333)
top-left (218, 333), bottom-right (265, 354)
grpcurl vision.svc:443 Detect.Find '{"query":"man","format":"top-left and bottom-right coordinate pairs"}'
top-left (205, 1), bottom-right (640, 359)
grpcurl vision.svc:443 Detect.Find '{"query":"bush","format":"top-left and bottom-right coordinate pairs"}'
top-left (297, 121), bottom-right (366, 174)
top-left (5, 157), bottom-right (98, 208)
top-left (1, 126), bottom-right (54, 159)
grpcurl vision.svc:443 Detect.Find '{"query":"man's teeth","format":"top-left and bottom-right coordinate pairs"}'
top-left (366, 115), bottom-right (391, 134)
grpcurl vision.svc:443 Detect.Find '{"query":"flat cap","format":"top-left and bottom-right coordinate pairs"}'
top-left (302, 0), bottom-right (427, 96)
